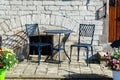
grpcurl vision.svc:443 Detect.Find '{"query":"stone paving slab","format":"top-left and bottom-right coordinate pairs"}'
top-left (5, 54), bottom-right (113, 80)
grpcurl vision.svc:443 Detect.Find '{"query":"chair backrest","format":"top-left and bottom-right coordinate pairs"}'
top-left (78, 24), bottom-right (95, 44)
top-left (25, 23), bottom-right (41, 42)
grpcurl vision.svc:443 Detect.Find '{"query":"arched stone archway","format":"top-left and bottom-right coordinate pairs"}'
top-left (0, 13), bottom-right (80, 35)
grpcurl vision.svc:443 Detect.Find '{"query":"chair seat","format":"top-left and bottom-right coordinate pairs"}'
top-left (71, 43), bottom-right (92, 47)
top-left (30, 42), bottom-right (51, 47)
top-left (53, 47), bottom-right (64, 51)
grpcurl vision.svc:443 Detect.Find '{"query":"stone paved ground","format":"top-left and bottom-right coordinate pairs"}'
top-left (5, 53), bottom-right (113, 80)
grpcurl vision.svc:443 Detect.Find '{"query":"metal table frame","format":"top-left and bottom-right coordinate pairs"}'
top-left (44, 30), bottom-right (73, 62)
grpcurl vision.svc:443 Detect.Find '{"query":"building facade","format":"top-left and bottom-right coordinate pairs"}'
top-left (0, 0), bottom-right (109, 54)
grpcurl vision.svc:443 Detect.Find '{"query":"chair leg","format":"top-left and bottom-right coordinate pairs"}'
top-left (27, 52), bottom-right (29, 62)
top-left (38, 47), bottom-right (41, 65)
top-left (27, 47), bottom-right (32, 62)
top-left (45, 45), bottom-right (53, 62)
top-left (50, 45), bottom-right (53, 60)
top-left (70, 46), bottom-right (73, 62)
top-left (91, 46), bottom-right (93, 57)
top-left (77, 47), bottom-right (80, 61)
top-left (45, 56), bottom-right (49, 62)
top-left (86, 47), bottom-right (89, 66)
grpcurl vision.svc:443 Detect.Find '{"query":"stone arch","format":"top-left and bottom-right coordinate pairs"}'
top-left (18, 13), bottom-right (80, 32)
top-left (0, 14), bottom-right (80, 34)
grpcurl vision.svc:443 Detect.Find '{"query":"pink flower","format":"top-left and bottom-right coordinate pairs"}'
top-left (113, 59), bottom-right (117, 65)
top-left (104, 52), bottom-right (111, 57)
top-left (104, 48), bottom-right (120, 70)
top-left (106, 59), bottom-right (110, 64)
top-left (113, 65), bottom-right (116, 70)
top-left (118, 58), bottom-right (120, 61)
top-left (113, 64), bottom-right (120, 70)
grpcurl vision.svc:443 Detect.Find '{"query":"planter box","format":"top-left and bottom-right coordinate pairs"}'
top-left (0, 69), bottom-right (6, 80)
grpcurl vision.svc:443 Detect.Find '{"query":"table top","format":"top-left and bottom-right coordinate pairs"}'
top-left (44, 29), bottom-right (73, 34)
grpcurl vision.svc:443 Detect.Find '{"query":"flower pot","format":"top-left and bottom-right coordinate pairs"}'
top-left (0, 69), bottom-right (6, 80)
top-left (112, 70), bottom-right (120, 80)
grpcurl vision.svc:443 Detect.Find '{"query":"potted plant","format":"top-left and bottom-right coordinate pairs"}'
top-left (104, 48), bottom-right (120, 80)
top-left (0, 47), bottom-right (17, 80)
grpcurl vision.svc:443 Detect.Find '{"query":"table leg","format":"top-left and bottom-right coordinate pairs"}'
top-left (63, 48), bottom-right (71, 61)
top-left (58, 34), bottom-right (61, 63)
top-left (57, 33), bottom-right (71, 62)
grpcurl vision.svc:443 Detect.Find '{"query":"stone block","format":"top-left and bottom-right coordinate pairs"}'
top-left (42, 1), bottom-right (55, 5)
top-left (8, 11), bottom-right (18, 15)
top-left (71, 1), bottom-right (82, 5)
top-left (92, 41), bottom-right (99, 46)
top-left (11, 6), bottom-right (20, 10)
top-left (34, 1), bottom-right (42, 5)
top-left (0, 5), bottom-right (10, 10)
top-left (97, 51), bottom-right (108, 64)
top-left (50, 15), bottom-right (55, 25)
top-left (14, 16), bottom-right (22, 27)
top-left (0, 1), bottom-right (9, 5)
top-left (0, 22), bottom-right (9, 32)
top-left (10, 18), bottom-right (17, 29)
top-left (66, 11), bottom-right (79, 16)
top-left (61, 6), bottom-right (78, 10)
top-left (20, 16), bottom-right (27, 26)
top-left (55, 16), bottom-right (63, 26)
top-left (32, 15), bottom-right (41, 24)
top-left (95, 29), bottom-right (102, 35)
top-left (26, 15), bottom-right (32, 23)
top-left (37, 6), bottom-right (44, 10)
top-left (47, 6), bottom-right (60, 10)
top-left (0, 11), bottom-right (5, 15)
top-left (10, 1), bottom-right (22, 5)
top-left (22, 1), bottom-right (34, 5)
top-left (18, 11), bottom-right (32, 15)
top-left (55, 1), bottom-right (71, 6)
top-left (85, 16), bottom-right (95, 20)
top-left (88, 6), bottom-right (96, 11)
top-left (19, 6), bottom-right (36, 11)
top-left (79, 6), bottom-right (87, 10)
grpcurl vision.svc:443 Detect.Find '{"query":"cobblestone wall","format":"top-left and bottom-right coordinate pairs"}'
top-left (0, 0), bottom-right (106, 52)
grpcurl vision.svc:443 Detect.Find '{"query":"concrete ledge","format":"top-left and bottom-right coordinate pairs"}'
top-left (6, 74), bottom-right (65, 79)
top-left (6, 74), bottom-right (112, 80)
top-left (97, 51), bottom-right (107, 64)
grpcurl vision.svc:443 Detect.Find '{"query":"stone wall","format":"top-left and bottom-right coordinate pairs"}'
top-left (0, 0), bottom-right (107, 52)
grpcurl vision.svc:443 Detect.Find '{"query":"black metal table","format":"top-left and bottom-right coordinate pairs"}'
top-left (44, 30), bottom-right (73, 62)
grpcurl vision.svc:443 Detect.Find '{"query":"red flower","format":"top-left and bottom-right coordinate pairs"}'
top-left (0, 48), bottom-right (3, 55)
top-left (0, 63), bottom-right (3, 67)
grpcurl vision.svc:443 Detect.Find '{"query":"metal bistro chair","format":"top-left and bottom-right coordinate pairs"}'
top-left (70, 24), bottom-right (95, 66)
top-left (25, 23), bottom-right (52, 64)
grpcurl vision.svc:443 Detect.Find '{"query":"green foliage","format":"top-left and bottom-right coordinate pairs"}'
top-left (0, 47), bottom-right (17, 70)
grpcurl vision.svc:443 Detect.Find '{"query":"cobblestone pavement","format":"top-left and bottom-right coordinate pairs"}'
top-left (5, 54), bottom-right (113, 80)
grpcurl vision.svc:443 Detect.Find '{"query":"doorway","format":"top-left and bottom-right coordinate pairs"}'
top-left (109, 0), bottom-right (120, 42)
